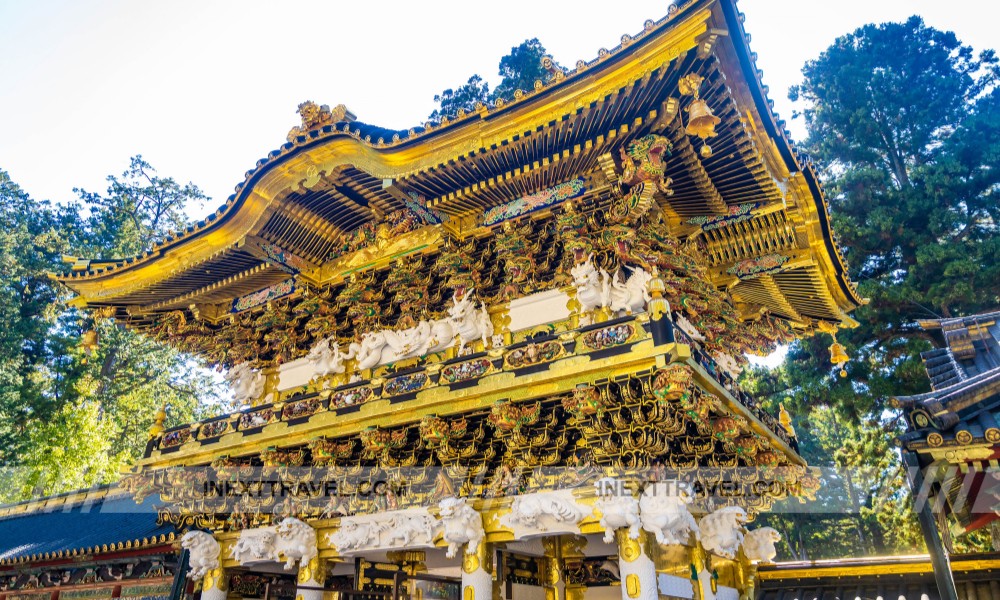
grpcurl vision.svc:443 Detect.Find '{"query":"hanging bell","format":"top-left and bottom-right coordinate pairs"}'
top-left (829, 340), bottom-right (848, 365)
top-left (829, 339), bottom-right (849, 378)
top-left (685, 98), bottom-right (721, 140)
top-left (81, 329), bottom-right (99, 355)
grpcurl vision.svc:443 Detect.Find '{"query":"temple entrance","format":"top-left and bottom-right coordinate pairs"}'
top-left (341, 552), bottom-right (461, 600)
top-left (225, 572), bottom-right (298, 600)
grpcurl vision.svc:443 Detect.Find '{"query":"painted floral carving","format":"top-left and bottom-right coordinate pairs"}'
top-left (161, 428), bottom-right (191, 448)
top-left (582, 323), bottom-right (636, 350)
top-left (282, 398), bottom-right (322, 420)
top-left (199, 419), bottom-right (230, 439)
top-left (504, 340), bottom-right (562, 369)
top-left (330, 386), bottom-right (372, 409)
top-left (725, 253), bottom-right (790, 280)
top-left (481, 178), bottom-right (585, 226)
top-left (383, 372), bottom-right (428, 396)
top-left (441, 357), bottom-right (492, 384)
top-left (239, 408), bottom-right (274, 430)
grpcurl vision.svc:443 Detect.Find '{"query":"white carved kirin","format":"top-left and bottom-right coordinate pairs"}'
top-left (306, 336), bottom-right (348, 380)
top-left (438, 496), bottom-right (485, 558)
top-left (346, 319), bottom-right (455, 371)
top-left (699, 506), bottom-right (747, 559)
top-left (447, 289), bottom-right (494, 352)
top-left (501, 490), bottom-right (590, 535)
top-left (274, 517), bottom-right (317, 570)
top-left (638, 481), bottom-right (700, 545)
top-left (742, 526), bottom-right (781, 563)
top-left (225, 363), bottom-right (265, 405)
top-left (180, 530), bottom-right (220, 580)
top-left (571, 257), bottom-right (651, 318)
top-left (593, 477), bottom-right (641, 543)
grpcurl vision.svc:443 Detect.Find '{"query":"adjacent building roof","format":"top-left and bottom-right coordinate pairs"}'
top-left (895, 310), bottom-right (1000, 535)
top-left (0, 487), bottom-right (172, 563)
top-left (758, 553), bottom-right (1000, 600)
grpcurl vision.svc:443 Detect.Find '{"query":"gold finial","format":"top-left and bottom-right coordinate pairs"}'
top-left (149, 404), bottom-right (167, 439)
top-left (646, 268), bottom-right (670, 320)
top-left (779, 404), bottom-right (796, 438)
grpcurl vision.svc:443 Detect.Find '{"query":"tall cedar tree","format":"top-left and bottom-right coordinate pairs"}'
top-left (747, 17), bottom-right (1000, 558)
top-left (0, 161), bottom-right (222, 501)
top-left (429, 39), bottom-right (561, 120)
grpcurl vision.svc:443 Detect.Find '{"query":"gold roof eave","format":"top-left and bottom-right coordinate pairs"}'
top-left (54, 6), bottom-right (715, 301)
top-left (54, 0), bottom-right (861, 325)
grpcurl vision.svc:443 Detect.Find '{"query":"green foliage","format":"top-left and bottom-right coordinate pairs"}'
top-left (755, 16), bottom-right (1000, 558)
top-left (0, 162), bottom-right (222, 503)
top-left (428, 38), bottom-right (561, 120)
top-left (428, 75), bottom-right (491, 122)
top-left (73, 155), bottom-right (207, 258)
top-left (491, 38), bottom-right (558, 103)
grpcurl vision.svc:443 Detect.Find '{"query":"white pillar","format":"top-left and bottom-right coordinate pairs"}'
top-left (616, 530), bottom-right (657, 600)
top-left (199, 568), bottom-right (227, 600)
top-left (462, 541), bottom-right (494, 600)
top-left (296, 556), bottom-right (325, 600)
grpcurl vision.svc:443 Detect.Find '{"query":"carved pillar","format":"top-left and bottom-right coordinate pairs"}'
top-left (296, 556), bottom-right (325, 600)
top-left (690, 544), bottom-right (714, 600)
top-left (561, 536), bottom-right (587, 600)
top-left (615, 530), bottom-right (657, 600)
top-left (200, 568), bottom-right (227, 600)
top-left (540, 537), bottom-right (564, 600)
top-left (462, 540), bottom-right (494, 600)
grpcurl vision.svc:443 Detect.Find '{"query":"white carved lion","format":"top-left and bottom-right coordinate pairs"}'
top-left (571, 257), bottom-right (610, 313)
top-left (593, 478), bottom-right (641, 543)
top-left (225, 363), bottom-right (265, 405)
top-left (699, 506), bottom-right (747, 559)
top-left (306, 336), bottom-right (347, 380)
top-left (638, 481), bottom-right (700, 546)
top-left (608, 267), bottom-right (652, 315)
top-left (328, 520), bottom-right (385, 552)
top-left (273, 517), bottom-right (317, 571)
top-left (231, 527), bottom-right (277, 565)
top-left (385, 513), bottom-right (436, 548)
top-left (180, 531), bottom-right (220, 580)
top-left (438, 497), bottom-right (485, 558)
top-left (506, 492), bottom-right (589, 530)
top-left (447, 290), bottom-right (493, 352)
top-left (742, 527), bottom-right (781, 563)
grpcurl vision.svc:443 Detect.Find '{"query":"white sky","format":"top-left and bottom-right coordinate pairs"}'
top-left (0, 1), bottom-right (994, 370)
top-left (2, 0), bottom-right (995, 210)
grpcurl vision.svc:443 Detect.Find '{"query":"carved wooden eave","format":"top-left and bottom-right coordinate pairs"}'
top-left (51, 0), bottom-right (860, 338)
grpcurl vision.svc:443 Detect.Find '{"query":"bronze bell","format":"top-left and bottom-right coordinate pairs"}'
top-left (685, 98), bottom-right (721, 139)
top-left (829, 340), bottom-right (848, 364)
top-left (81, 329), bottom-right (99, 355)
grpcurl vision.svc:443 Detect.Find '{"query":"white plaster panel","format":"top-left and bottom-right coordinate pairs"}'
top-left (507, 289), bottom-right (571, 333)
top-left (276, 356), bottom-right (312, 391)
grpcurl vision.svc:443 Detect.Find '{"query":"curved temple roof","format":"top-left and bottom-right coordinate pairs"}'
top-left (54, 0), bottom-right (862, 336)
